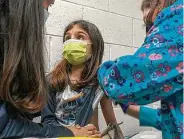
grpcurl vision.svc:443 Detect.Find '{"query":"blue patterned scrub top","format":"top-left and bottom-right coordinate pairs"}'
top-left (98, 0), bottom-right (183, 139)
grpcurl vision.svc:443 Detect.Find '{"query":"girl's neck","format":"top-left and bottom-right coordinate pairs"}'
top-left (70, 64), bottom-right (85, 82)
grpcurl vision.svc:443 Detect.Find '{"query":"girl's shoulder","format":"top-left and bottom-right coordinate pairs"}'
top-left (92, 86), bottom-right (104, 109)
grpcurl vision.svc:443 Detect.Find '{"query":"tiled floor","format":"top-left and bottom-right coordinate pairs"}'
top-left (130, 131), bottom-right (162, 139)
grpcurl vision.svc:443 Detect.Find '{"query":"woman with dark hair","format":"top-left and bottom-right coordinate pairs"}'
top-left (41, 20), bottom-right (118, 135)
top-left (141, 0), bottom-right (158, 33)
top-left (98, 0), bottom-right (183, 138)
top-left (0, 0), bottom-right (99, 138)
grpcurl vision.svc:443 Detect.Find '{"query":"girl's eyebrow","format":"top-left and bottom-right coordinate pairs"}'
top-left (77, 31), bottom-right (88, 36)
top-left (65, 32), bottom-right (71, 36)
top-left (65, 30), bottom-right (89, 37)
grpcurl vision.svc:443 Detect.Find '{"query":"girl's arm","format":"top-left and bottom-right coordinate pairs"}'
top-left (90, 108), bottom-right (99, 130)
top-left (126, 105), bottom-right (140, 119)
top-left (100, 95), bottom-right (117, 125)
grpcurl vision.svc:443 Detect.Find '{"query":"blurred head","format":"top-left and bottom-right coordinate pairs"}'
top-left (50, 20), bottom-right (104, 90)
top-left (0, 0), bottom-right (47, 113)
top-left (141, 0), bottom-right (157, 33)
top-left (43, 0), bottom-right (55, 8)
top-left (43, 0), bottom-right (55, 22)
top-left (141, 0), bottom-right (157, 21)
top-left (141, 0), bottom-right (176, 32)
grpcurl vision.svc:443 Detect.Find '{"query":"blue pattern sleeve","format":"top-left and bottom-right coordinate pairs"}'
top-left (98, 0), bottom-right (183, 105)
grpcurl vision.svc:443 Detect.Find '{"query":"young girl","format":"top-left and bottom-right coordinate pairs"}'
top-left (41, 20), bottom-right (117, 131)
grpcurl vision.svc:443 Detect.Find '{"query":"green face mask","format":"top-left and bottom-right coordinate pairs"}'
top-left (62, 39), bottom-right (91, 65)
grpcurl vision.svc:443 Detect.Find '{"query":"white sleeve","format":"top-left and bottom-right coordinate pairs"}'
top-left (92, 87), bottom-right (104, 110)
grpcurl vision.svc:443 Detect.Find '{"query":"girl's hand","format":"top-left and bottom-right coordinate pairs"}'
top-left (68, 124), bottom-right (101, 137)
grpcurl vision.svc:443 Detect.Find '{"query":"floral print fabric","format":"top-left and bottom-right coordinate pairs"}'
top-left (98, 0), bottom-right (183, 138)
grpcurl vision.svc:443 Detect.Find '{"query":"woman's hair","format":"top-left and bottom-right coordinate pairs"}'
top-left (141, 0), bottom-right (157, 12)
top-left (0, 0), bottom-right (47, 113)
top-left (50, 20), bottom-right (104, 91)
top-left (141, 0), bottom-right (176, 24)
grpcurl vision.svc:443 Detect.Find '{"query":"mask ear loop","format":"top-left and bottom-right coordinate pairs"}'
top-left (83, 43), bottom-right (93, 82)
top-left (85, 42), bottom-right (93, 61)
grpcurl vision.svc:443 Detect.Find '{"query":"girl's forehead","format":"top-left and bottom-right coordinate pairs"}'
top-left (66, 25), bottom-right (88, 35)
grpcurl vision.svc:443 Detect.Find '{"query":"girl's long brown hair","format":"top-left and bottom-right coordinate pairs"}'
top-left (0, 0), bottom-right (47, 113)
top-left (50, 20), bottom-right (104, 91)
top-left (141, 0), bottom-right (176, 25)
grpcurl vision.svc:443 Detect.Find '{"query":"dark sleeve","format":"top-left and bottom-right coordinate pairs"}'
top-left (41, 87), bottom-right (60, 126)
top-left (0, 103), bottom-right (74, 138)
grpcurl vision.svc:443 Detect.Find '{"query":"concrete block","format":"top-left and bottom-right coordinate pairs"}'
top-left (49, 36), bottom-right (63, 70)
top-left (109, 0), bottom-right (143, 19)
top-left (109, 44), bottom-right (136, 60)
top-left (45, 1), bottom-right (83, 36)
top-left (103, 44), bottom-right (110, 62)
top-left (83, 8), bottom-right (133, 46)
top-left (62, 0), bottom-right (108, 10)
top-left (133, 19), bottom-right (146, 48)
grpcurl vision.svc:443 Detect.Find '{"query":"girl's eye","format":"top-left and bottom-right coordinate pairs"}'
top-left (77, 35), bottom-right (85, 40)
top-left (65, 35), bottom-right (71, 41)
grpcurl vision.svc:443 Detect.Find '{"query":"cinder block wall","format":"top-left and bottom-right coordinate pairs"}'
top-left (44, 0), bottom-right (160, 137)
